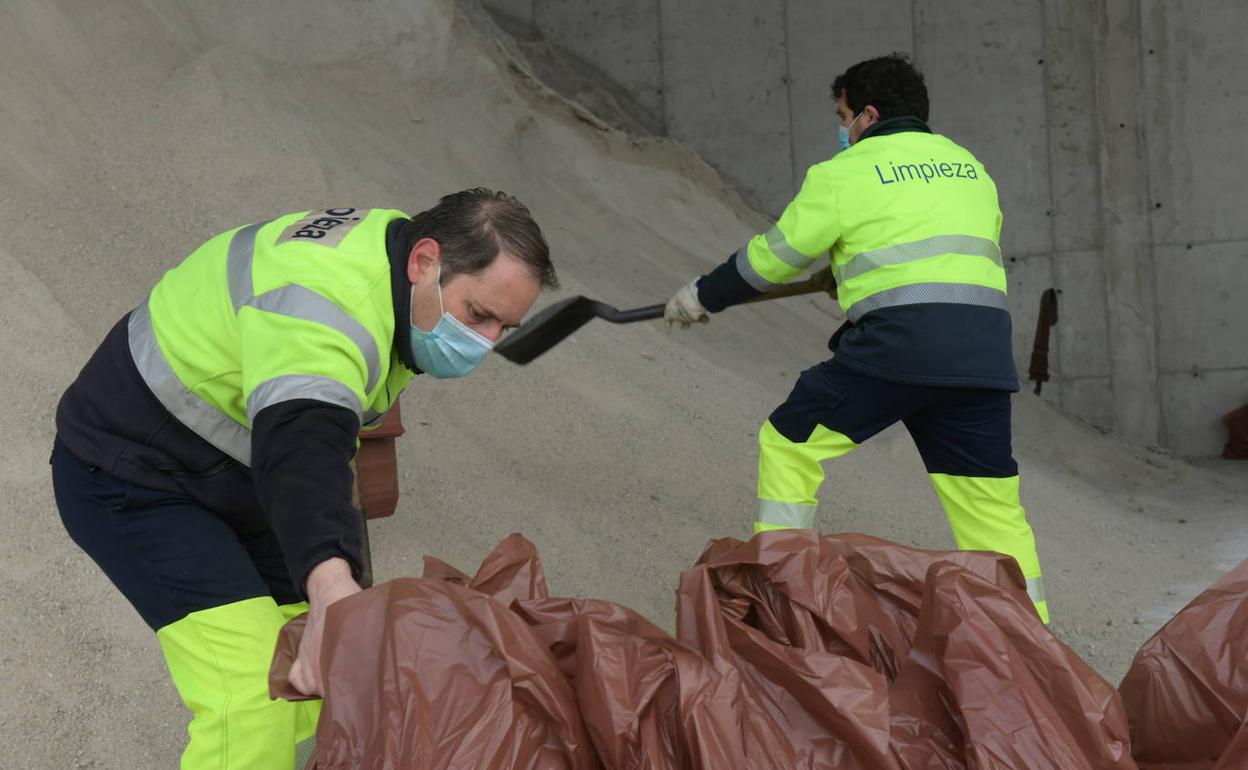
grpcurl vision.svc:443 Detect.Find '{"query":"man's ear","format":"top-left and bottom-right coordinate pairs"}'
top-left (863, 104), bottom-right (882, 126)
top-left (407, 238), bottom-right (441, 284)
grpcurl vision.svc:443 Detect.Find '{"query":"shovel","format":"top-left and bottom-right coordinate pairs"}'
top-left (495, 266), bottom-right (836, 365)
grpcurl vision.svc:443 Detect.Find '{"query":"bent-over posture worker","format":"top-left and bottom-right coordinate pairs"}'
top-left (52, 189), bottom-right (556, 768)
top-left (665, 54), bottom-right (1048, 623)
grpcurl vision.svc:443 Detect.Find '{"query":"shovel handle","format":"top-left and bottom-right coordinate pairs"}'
top-left (598, 303), bottom-right (665, 323)
top-left (608, 268), bottom-right (834, 324)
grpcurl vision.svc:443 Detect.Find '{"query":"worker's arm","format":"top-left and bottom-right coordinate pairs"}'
top-left (252, 398), bottom-right (364, 696)
top-left (251, 399), bottom-right (364, 588)
top-left (237, 276), bottom-right (383, 695)
top-left (666, 165), bottom-right (841, 324)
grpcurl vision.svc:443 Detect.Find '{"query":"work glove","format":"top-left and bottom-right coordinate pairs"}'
top-left (664, 279), bottom-right (709, 330)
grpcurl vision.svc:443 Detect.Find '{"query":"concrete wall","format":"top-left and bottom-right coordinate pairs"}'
top-left (1140, 0), bottom-right (1248, 455)
top-left (482, 0), bottom-right (1248, 457)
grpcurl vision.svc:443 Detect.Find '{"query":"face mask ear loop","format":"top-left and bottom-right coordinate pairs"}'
top-left (411, 261), bottom-right (447, 332)
top-left (435, 263), bottom-right (447, 317)
top-left (847, 109), bottom-right (864, 137)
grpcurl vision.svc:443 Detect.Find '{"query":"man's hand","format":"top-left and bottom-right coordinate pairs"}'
top-left (288, 557), bottom-right (361, 697)
top-left (664, 280), bottom-right (709, 329)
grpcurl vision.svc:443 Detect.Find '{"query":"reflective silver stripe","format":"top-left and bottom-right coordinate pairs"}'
top-left (762, 225), bottom-right (815, 271)
top-left (128, 301), bottom-right (253, 465)
top-left (248, 285), bottom-right (381, 393)
top-left (226, 221), bottom-right (269, 312)
top-left (230, 219), bottom-right (380, 393)
top-left (246, 374), bottom-right (362, 424)
top-left (295, 736), bottom-right (316, 770)
top-left (1026, 577), bottom-right (1047, 605)
top-left (733, 246), bottom-right (776, 292)
top-left (847, 282), bottom-right (1007, 322)
top-left (756, 499), bottom-right (817, 528)
top-left (361, 408), bottom-right (386, 429)
top-left (840, 234), bottom-right (1001, 282)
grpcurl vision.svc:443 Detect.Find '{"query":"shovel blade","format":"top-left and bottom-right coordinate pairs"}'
top-left (493, 295), bottom-right (602, 364)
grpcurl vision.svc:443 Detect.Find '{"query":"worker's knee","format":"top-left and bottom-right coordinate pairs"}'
top-left (158, 597), bottom-right (306, 769)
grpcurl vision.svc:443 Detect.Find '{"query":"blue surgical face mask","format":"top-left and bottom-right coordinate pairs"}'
top-left (838, 109), bottom-right (865, 151)
top-left (408, 268), bottom-right (494, 379)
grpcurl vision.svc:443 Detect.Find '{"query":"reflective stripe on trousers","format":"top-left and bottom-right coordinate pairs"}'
top-left (755, 419), bottom-right (856, 534)
top-left (130, 222), bottom-right (380, 465)
top-left (929, 473), bottom-right (1049, 624)
top-left (754, 418), bottom-right (1050, 624)
top-left (158, 597), bottom-right (320, 769)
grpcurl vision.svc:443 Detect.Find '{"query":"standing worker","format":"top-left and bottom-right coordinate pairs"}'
top-left (664, 54), bottom-right (1048, 623)
top-left (51, 189), bottom-right (557, 767)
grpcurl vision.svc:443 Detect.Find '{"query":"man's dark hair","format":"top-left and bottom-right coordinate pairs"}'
top-left (831, 53), bottom-right (929, 122)
top-left (405, 188), bottom-right (557, 289)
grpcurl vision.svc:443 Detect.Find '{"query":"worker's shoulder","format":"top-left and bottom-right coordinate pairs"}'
top-left (254, 207), bottom-right (405, 305)
top-left (266, 207), bottom-right (407, 250)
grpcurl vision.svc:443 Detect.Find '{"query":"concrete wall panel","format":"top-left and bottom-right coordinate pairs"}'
top-left (913, 0), bottom-right (1051, 258)
top-left (659, 0), bottom-right (792, 215)
top-left (784, 1), bottom-right (912, 178)
top-left (1143, 0), bottom-right (1248, 246)
top-left (1053, 249), bottom-right (1110, 379)
top-left (1042, 0), bottom-right (1101, 252)
top-left (1160, 369), bottom-right (1248, 456)
top-left (1061, 377), bottom-right (1115, 430)
top-left (534, 0), bottom-right (664, 119)
top-left (1096, 0), bottom-right (1161, 447)
top-left (1155, 241), bottom-right (1248, 373)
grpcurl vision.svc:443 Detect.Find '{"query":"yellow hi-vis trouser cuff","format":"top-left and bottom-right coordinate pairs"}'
top-left (157, 597), bottom-right (321, 770)
top-left (929, 473), bottom-right (1049, 624)
top-left (754, 419), bottom-right (858, 535)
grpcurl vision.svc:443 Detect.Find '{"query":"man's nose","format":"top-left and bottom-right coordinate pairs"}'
top-left (481, 322), bottom-right (505, 344)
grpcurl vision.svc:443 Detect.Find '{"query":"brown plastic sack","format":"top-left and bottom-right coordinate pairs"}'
top-left (682, 531), bottom-right (1035, 679)
top-left (425, 535), bottom-right (745, 770)
top-left (479, 532), bottom-right (939, 768)
top-left (891, 561), bottom-right (1134, 770)
top-left (421, 532), bottom-right (550, 606)
top-left (680, 531), bottom-right (1134, 770)
top-left (357, 402), bottom-right (405, 519)
top-left (1120, 558), bottom-right (1248, 769)
top-left (513, 597), bottom-right (744, 770)
top-left (1223, 403), bottom-right (1248, 460)
top-left (270, 576), bottom-right (598, 770)
top-left (271, 531), bottom-right (1141, 769)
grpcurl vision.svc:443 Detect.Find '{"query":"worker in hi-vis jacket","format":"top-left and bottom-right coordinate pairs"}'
top-left (665, 54), bottom-right (1049, 624)
top-left (52, 190), bottom-right (557, 767)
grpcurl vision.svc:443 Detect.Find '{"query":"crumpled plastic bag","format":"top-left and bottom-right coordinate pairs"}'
top-left (270, 569), bottom-right (597, 770)
top-left (890, 561), bottom-right (1133, 769)
top-left (1222, 403), bottom-right (1248, 459)
top-left (1120, 558), bottom-right (1248, 770)
top-left (270, 531), bottom-right (1174, 769)
top-left (423, 535), bottom-right (744, 770)
top-left (679, 531), bottom-right (1134, 769)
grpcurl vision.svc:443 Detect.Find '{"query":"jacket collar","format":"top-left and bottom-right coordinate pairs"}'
top-left (858, 115), bottom-right (932, 142)
top-left (386, 218), bottom-right (421, 374)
